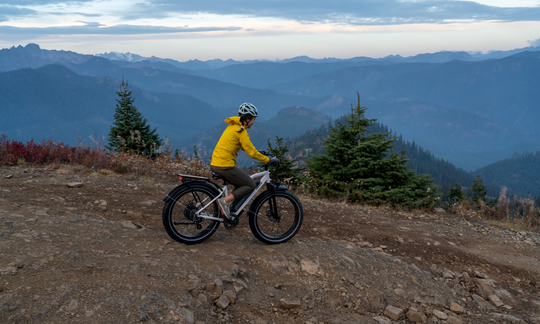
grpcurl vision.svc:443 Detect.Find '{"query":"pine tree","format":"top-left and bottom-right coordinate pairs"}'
top-left (107, 78), bottom-right (163, 154)
top-left (306, 94), bottom-right (439, 209)
top-left (263, 136), bottom-right (302, 187)
top-left (472, 174), bottom-right (487, 203)
top-left (448, 182), bottom-right (466, 204)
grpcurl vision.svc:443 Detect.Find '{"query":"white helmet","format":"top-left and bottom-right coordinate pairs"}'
top-left (238, 102), bottom-right (258, 117)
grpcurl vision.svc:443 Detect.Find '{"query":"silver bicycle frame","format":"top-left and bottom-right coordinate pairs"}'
top-left (194, 170), bottom-right (272, 221)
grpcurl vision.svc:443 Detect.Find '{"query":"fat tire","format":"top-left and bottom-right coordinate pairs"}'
top-left (162, 182), bottom-right (220, 245)
top-left (248, 190), bottom-right (303, 244)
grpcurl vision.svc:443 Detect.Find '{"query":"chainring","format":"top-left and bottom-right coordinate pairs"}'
top-left (223, 216), bottom-right (239, 230)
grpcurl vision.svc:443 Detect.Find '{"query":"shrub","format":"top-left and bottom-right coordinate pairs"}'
top-left (0, 135), bottom-right (111, 169)
top-left (0, 134), bottom-right (209, 178)
top-left (262, 136), bottom-right (302, 187)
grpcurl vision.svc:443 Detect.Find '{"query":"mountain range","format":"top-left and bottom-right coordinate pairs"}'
top-left (1, 43), bottom-right (540, 174)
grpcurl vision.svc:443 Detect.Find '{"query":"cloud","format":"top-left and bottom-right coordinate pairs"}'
top-left (0, 5), bottom-right (37, 22)
top-left (146, 0), bottom-right (540, 25)
top-left (0, 22), bottom-right (242, 35)
top-left (528, 37), bottom-right (540, 47)
top-left (48, 11), bottom-right (102, 17)
top-left (0, 0), bottom-right (94, 5)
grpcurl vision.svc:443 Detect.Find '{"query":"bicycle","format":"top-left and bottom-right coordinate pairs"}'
top-left (162, 157), bottom-right (303, 245)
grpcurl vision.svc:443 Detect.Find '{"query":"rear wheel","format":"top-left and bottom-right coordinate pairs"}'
top-left (162, 183), bottom-right (220, 245)
top-left (248, 190), bottom-right (303, 244)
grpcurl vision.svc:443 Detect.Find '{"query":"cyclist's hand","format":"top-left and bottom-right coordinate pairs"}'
top-left (268, 157), bottom-right (280, 166)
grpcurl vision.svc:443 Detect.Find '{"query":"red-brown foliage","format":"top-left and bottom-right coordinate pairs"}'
top-left (0, 135), bottom-right (112, 169)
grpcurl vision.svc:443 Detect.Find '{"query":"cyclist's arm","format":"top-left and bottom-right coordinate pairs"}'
top-left (238, 132), bottom-right (270, 163)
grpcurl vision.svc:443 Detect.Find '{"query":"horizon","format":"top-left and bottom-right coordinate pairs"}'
top-left (3, 42), bottom-right (539, 64)
top-left (0, 0), bottom-right (539, 61)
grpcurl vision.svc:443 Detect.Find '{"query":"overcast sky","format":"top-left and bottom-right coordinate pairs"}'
top-left (0, 0), bottom-right (539, 60)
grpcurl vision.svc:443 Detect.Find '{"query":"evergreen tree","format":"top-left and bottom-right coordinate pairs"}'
top-left (306, 94), bottom-right (439, 209)
top-left (472, 174), bottom-right (487, 203)
top-left (107, 78), bottom-right (163, 154)
top-left (263, 136), bottom-right (301, 187)
top-left (448, 182), bottom-right (466, 204)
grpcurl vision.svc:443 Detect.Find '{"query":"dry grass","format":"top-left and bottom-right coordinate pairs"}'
top-left (447, 186), bottom-right (540, 230)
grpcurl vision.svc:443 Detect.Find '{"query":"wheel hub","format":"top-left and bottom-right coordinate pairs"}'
top-left (265, 209), bottom-right (281, 222)
top-left (184, 203), bottom-right (199, 221)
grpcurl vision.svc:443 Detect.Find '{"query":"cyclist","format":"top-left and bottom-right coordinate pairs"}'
top-left (210, 102), bottom-right (279, 219)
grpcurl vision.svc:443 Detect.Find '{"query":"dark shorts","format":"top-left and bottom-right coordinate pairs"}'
top-left (210, 165), bottom-right (256, 199)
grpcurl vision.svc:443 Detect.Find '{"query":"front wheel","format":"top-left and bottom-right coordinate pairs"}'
top-left (248, 190), bottom-right (303, 244)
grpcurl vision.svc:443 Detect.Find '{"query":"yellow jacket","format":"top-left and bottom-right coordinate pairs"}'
top-left (210, 116), bottom-right (270, 167)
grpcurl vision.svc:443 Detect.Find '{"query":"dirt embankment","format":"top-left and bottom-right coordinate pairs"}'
top-left (1, 165), bottom-right (539, 324)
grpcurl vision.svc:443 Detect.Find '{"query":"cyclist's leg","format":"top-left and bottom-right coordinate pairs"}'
top-left (210, 166), bottom-right (256, 201)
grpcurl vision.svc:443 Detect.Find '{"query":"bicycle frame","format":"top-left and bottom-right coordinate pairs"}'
top-left (194, 170), bottom-right (272, 221)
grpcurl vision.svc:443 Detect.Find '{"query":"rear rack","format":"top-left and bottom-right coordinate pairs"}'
top-left (176, 174), bottom-right (210, 181)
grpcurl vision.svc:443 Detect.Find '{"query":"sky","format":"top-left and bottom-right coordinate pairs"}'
top-left (0, 0), bottom-right (539, 61)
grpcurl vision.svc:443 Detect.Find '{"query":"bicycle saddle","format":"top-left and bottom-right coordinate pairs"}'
top-left (211, 172), bottom-right (225, 180)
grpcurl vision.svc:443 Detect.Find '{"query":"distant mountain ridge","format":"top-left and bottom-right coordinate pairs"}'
top-left (0, 65), bottom-right (226, 146)
top-left (64, 56), bottom-right (351, 118)
top-left (96, 45), bottom-right (540, 68)
top-left (3, 43), bottom-right (539, 75)
top-left (2, 43), bottom-right (540, 171)
top-left (0, 44), bottom-right (91, 72)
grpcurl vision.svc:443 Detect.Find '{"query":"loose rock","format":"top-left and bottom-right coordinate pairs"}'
top-left (449, 302), bottom-right (464, 314)
top-left (280, 298), bottom-right (301, 309)
top-left (432, 309), bottom-right (448, 320)
top-left (489, 294), bottom-right (504, 307)
top-left (406, 307), bottom-right (427, 323)
top-left (447, 316), bottom-right (462, 324)
top-left (215, 295), bottom-right (230, 309)
top-left (384, 305), bottom-right (403, 321)
top-left (223, 290), bottom-right (236, 304)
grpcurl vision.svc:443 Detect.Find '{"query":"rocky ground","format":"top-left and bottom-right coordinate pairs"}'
top-left (0, 165), bottom-right (539, 324)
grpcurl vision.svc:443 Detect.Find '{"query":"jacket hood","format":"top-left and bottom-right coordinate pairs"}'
top-left (224, 116), bottom-right (241, 125)
top-left (224, 116), bottom-right (252, 129)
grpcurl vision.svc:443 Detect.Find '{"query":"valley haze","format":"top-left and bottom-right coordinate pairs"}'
top-left (2, 42), bottom-right (540, 167)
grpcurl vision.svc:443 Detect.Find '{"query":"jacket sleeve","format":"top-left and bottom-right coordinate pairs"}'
top-left (238, 131), bottom-right (270, 163)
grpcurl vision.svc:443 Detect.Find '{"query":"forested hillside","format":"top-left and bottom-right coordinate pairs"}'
top-left (0, 65), bottom-right (227, 144)
top-left (286, 117), bottom-right (475, 189)
top-left (477, 151), bottom-right (540, 197)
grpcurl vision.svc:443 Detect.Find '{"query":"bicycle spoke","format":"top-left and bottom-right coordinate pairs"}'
top-left (166, 188), bottom-right (219, 239)
top-left (253, 194), bottom-right (298, 240)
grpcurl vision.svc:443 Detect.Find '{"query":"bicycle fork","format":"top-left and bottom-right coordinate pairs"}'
top-left (267, 183), bottom-right (280, 221)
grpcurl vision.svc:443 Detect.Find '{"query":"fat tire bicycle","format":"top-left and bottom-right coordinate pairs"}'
top-left (162, 158), bottom-right (303, 245)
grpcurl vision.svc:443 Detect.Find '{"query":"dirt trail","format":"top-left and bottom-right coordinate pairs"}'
top-left (1, 165), bottom-right (539, 324)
